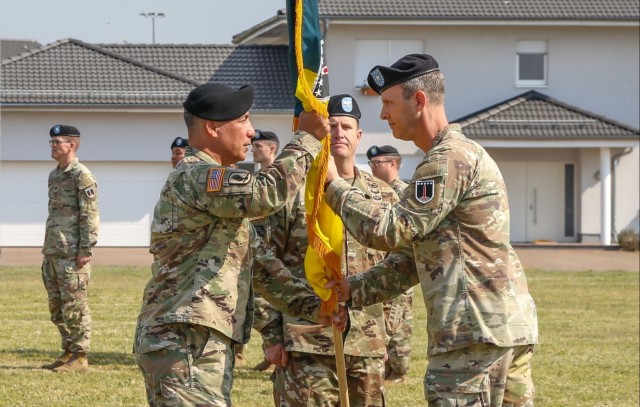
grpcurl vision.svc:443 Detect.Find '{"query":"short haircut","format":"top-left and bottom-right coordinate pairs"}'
top-left (402, 70), bottom-right (445, 105)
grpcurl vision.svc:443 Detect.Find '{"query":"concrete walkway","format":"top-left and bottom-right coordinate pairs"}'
top-left (1, 245), bottom-right (638, 271)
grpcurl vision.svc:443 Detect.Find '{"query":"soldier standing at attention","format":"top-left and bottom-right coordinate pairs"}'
top-left (133, 82), bottom-right (343, 407)
top-left (366, 144), bottom-right (414, 385)
top-left (41, 124), bottom-right (99, 373)
top-left (170, 136), bottom-right (188, 168)
top-left (262, 94), bottom-right (398, 407)
top-left (325, 54), bottom-right (538, 406)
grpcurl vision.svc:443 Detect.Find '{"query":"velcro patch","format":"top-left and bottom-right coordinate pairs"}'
top-left (84, 186), bottom-right (97, 199)
top-left (206, 168), bottom-right (225, 192)
top-left (415, 180), bottom-right (434, 204)
top-left (227, 171), bottom-right (251, 185)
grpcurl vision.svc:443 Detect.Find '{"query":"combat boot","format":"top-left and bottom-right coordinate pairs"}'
top-left (41, 350), bottom-right (72, 370)
top-left (52, 352), bottom-right (89, 373)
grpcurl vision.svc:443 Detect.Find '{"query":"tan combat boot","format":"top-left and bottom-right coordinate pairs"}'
top-left (41, 350), bottom-right (72, 370)
top-left (52, 352), bottom-right (89, 373)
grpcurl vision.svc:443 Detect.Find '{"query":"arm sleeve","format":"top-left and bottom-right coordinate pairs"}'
top-left (202, 132), bottom-right (321, 219)
top-left (349, 247), bottom-right (420, 308)
top-left (326, 152), bottom-right (469, 252)
top-left (76, 171), bottom-right (99, 257)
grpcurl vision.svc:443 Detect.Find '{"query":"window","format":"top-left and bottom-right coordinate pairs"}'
top-left (354, 40), bottom-right (424, 90)
top-left (516, 40), bottom-right (547, 87)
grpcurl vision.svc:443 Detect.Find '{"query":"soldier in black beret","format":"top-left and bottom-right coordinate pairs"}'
top-left (251, 130), bottom-right (280, 172)
top-left (324, 54), bottom-right (538, 406)
top-left (134, 82), bottom-right (342, 406)
top-left (170, 137), bottom-right (189, 168)
top-left (43, 123), bottom-right (98, 373)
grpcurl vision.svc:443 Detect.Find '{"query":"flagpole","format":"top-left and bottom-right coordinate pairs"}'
top-left (333, 317), bottom-right (350, 407)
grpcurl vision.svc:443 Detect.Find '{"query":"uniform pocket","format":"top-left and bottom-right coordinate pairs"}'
top-left (426, 370), bottom-right (490, 406)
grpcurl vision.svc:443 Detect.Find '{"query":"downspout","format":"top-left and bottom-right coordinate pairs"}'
top-left (611, 147), bottom-right (633, 243)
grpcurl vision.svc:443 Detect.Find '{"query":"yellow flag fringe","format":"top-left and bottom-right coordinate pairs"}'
top-left (292, 0), bottom-right (342, 315)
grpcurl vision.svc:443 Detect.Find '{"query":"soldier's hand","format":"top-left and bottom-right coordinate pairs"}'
top-left (325, 155), bottom-right (339, 184)
top-left (332, 304), bottom-right (348, 332)
top-left (77, 255), bottom-right (91, 268)
top-left (264, 343), bottom-right (288, 367)
top-left (325, 276), bottom-right (351, 302)
top-left (298, 111), bottom-right (330, 141)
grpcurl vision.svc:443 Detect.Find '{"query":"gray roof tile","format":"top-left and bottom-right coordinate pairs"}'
top-left (319, 0), bottom-right (639, 20)
top-left (101, 44), bottom-right (294, 110)
top-left (1, 39), bottom-right (195, 106)
top-left (456, 91), bottom-right (640, 139)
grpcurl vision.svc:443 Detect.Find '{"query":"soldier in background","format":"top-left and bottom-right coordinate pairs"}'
top-left (262, 94), bottom-right (397, 406)
top-left (366, 144), bottom-right (414, 384)
top-left (325, 54), bottom-right (538, 406)
top-left (41, 124), bottom-right (99, 373)
top-left (246, 129), bottom-right (282, 372)
top-left (133, 82), bottom-right (343, 407)
top-left (170, 136), bottom-right (188, 168)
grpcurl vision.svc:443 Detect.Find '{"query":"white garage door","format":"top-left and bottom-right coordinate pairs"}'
top-left (0, 161), bottom-right (170, 247)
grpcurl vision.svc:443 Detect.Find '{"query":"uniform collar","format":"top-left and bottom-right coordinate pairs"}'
top-left (58, 157), bottom-right (78, 173)
top-left (432, 123), bottom-right (462, 148)
top-left (185, 146), bottom-right (220, 165)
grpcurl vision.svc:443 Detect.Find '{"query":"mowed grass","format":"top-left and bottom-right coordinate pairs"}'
top-left (0, 266), bottom-right (637, 406)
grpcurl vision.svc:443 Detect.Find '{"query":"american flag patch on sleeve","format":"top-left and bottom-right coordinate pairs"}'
top-left (206, 168), bottom-right (225, 192)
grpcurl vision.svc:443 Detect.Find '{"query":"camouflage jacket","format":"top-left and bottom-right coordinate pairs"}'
top-left (250, 185), bottom-right (308, 332)
top-left (137, 132), bottom-right (324, 345)
top-left (261, 168), bottom-right (398, 357)
top-left (42, 158), bottom-right (99, 258)
top-left (327, 124), bottom-right (538, 356)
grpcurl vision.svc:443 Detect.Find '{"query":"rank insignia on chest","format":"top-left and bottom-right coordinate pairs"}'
top-left (84, 186), bottom-right (96, 199)
top-left (207, 168), bottom-right (225, 192)
top-left (415, 179), bottom-right (435, 203)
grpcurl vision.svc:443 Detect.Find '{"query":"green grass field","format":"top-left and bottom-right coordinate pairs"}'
top-left (0, 266), bottom-right (637, 406)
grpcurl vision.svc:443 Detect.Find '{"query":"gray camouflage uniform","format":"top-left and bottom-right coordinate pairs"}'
top-left (326, 124), bottom-right (538, 406)
top-left (134, 132), bottom-right (326, 407)
top-left (263, 168), bottom-right (398, 407)
top-left (382, 177), bottom-right (414, 380)
top-left (42, 158), bottom-right (99, 354)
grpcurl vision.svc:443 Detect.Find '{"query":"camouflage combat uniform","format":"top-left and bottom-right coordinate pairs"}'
top-left (42, 158), bottom-right (99, 354)
top-left (263, 168), bottom-right (398, 407)
top-left (381, 177), bottom-right (414, 381)
top-left (327, 124), bottom-right (538, 406)
top-left (134, 132), bottom-right (325, 407)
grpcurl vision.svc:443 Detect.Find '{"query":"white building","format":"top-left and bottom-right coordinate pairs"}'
top-left (1, 0), bottom-right (638, 247)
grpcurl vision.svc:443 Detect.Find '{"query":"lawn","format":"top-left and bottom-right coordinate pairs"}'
top-left (0, 266), bottom-right (637, 406)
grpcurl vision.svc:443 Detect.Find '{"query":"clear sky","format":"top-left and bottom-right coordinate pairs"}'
top-left (0, 0), bottom-right (285, 46)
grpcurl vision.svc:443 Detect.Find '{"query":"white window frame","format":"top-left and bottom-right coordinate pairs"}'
top-left (354, 39), bottom-right (424, 89)
top-left (516, 40), bottom-right (548, 87)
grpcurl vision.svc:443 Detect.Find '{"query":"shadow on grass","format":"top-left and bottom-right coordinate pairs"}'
top-left (0, 348), bottom-right (138, 368)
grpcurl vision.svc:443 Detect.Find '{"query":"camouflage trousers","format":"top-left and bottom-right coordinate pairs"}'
top-left (272, 351), bottom-right (385, 407)
top-left (425, 343), bottom-right (535, 407)
top-left (134, 323), bottom-right (236, 407)
top-left (383, 290), bottom-right (414, 377)
top-left (41, 256), bottom-right (91, 353)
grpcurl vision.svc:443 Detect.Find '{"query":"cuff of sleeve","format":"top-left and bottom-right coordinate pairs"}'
top-left (261, 330), bottom-right (285, 350)
top-left (347, 274), bottom-right (366, 308)
top-left (78, 249), bottom-right (92, 257)
top-left (292, 131), bottom-right (322, 158)
top-left (325, 178), bottom-right (353, 212)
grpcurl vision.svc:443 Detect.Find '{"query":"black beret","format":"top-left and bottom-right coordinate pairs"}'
top-left (49, 124), bottom-right (80, 137)
top-left (366, 145), bottom-right (399, 160)
top-left (171, 136), bottom-right (188, 149)
top-left (252, 130), bottom-right (279, 143)
top-left (367, 54), bottom-right (440, 95)
top-left (328, 94), bottom-right (361, 121)
top-left (183, 82), bottom-right (254, 121)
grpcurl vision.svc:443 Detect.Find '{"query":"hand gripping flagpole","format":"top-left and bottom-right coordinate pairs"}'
top-left (288, 0), bottom-right (349, 405)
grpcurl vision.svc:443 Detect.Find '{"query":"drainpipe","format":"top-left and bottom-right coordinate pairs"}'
top-left (611, 147), bottom-right (633, 243)
top-left (600, 148), bottom-right (612, 245)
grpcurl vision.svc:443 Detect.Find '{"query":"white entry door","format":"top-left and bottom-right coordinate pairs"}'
top-left (500, 161), bottom-right (575, 243)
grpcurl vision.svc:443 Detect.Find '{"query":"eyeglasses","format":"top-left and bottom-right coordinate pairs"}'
top-left (49, 140), bottom-right (72, 146)
top-left (368, 160), bottom-right (393, 168)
